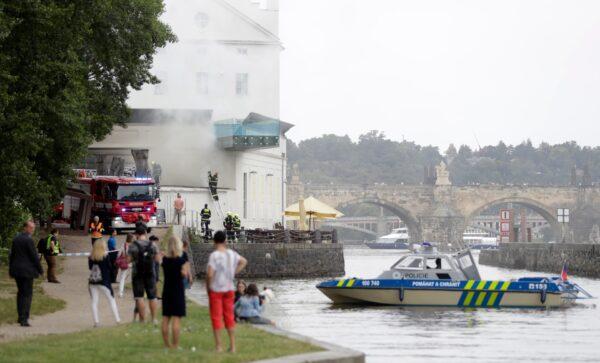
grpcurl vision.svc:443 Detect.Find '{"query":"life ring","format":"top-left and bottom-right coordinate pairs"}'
top-left (392, 271), bottom-right (402, 279)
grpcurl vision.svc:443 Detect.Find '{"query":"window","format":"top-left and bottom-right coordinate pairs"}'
top-left (392, 256), bottom-right (424, 270)
top-left (237, 47), bottom-right (248, 55)
top-left (194, 12), bottom-right (209, 29)
top-left (196, 72), bottom-right (208, 94)
top-left (154, 72), bottom-right (167, 95)
top-left (426, 257), bottom-right (452, 270)
top-left (236, 73), bottom-right (248, 95)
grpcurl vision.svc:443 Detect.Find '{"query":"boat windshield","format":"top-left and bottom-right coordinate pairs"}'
top-left (392, 256), bottom-right (424, 270)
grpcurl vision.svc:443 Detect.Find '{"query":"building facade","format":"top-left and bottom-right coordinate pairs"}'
top-left (89, 0), bottom-right (289, 230)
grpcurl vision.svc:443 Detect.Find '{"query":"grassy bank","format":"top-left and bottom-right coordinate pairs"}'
top-left (0, 263), bottom-right (66, 325)
top-left (0, 302), bottom-right (320, 363)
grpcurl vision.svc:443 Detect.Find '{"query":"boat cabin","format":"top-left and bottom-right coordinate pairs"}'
top-left (377, 247), bottom-right (481, 281)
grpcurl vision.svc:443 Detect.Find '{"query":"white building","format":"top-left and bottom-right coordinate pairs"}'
top-left (89, 0), bottom-right (290, 230)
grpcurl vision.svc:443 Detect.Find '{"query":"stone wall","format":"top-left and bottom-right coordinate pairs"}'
top-left (479, 243), bottom-right (600, 278)
top-left (190, 242), bottom-right (345, 278)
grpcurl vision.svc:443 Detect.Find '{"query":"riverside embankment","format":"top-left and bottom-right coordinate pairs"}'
top-left (480, 242), bottom-right (600, 278)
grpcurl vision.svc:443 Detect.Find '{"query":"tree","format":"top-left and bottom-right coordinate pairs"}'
top-left (0, 1), bottom-right (175, 247)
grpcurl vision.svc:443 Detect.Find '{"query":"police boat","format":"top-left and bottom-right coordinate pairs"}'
top-left (317, 244), bottom-right (593, 308)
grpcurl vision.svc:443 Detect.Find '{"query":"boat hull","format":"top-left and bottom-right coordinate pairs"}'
top-left (365, 242), bottom-right (410, 250)
top-left (317, 279), bottom-right (573, 308)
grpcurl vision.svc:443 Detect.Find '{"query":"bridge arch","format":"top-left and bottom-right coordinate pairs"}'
top-left (465, 196), bottom-right (560, 241)
top-left (336, 197), bottom-right (422, 242)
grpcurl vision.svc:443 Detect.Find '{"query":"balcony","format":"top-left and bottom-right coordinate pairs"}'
top-left (214, 113), bottom-right (292, 151)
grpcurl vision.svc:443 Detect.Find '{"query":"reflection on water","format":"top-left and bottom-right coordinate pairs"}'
top-left (190, 247), bottom-right (600, 363)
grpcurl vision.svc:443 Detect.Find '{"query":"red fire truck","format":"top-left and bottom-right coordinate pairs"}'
top-left (63, 170), bottom-right (158, 232)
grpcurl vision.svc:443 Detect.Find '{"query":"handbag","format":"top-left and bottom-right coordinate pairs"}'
top-left (116, 245), bottom-right (129, 270)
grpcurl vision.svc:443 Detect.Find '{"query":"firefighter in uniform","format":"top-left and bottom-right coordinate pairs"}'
top-left (200, 204), bottom-right (212, 238)
top-left (223, 212), bottom-right (235, 241)
top-left (44, 229), bottom-right (61, 283)
top-left (89, 216), bottom-right (104, 245)
top-left (208, 171), bottom-right (219, 201)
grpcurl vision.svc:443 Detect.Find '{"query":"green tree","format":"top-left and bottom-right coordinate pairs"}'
top-left (0, 0), bottom-right (175, 247)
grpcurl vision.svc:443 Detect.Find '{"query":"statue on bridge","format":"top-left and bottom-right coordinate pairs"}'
top-left (435, 161), bottom-right (451, 186)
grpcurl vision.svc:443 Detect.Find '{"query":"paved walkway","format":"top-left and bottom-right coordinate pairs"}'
top-left (0, 228), bottom-right (169, 342)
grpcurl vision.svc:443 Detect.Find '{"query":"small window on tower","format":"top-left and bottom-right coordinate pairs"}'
top-left (196, 72), bottom-right (208, 94)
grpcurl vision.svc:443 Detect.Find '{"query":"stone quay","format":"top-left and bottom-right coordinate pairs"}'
top-left (479, 243), bottom-right (600, 278)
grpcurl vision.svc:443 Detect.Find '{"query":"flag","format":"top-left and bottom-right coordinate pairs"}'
top-left (561, 261), bottom-right (568, 281)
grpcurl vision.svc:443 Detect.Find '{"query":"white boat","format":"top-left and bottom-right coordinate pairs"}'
top-left (365, 227), bottom-right (410, 249)
top-left (463, 228), bottom-right (499, 250)
top-left (317, 244), bottom-right (592, 308)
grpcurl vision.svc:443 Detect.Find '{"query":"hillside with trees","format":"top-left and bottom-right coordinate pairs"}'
top-left (287, 132), bottom-right (600, 186)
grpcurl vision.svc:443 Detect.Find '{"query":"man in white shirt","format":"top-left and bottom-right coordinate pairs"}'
top-left (206, 230), bottom-right (247, 353)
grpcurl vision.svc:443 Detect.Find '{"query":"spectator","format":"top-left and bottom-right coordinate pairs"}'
top-left (43, 228), bottom-right (61, 283)
top-left (234, 280), bottom-right (247, 304)
top-left (149, 235), bottom-right (161, 283)
top-left (9, 220), bottom-right (43, 327)
top-left (88, 239), bottom-right (121, 327)
top-left (207, 231), bottom-right (247, 353)
top-left (234, 280), bottom-right (246, 321)
top-left (160, 235), bottom-right (191, 349)
top-left (173, 193), bottom-right (184, 225)
top-left (107, 229), bottom-right (119, 283)
top-left (127, 224), bottom-right (159, 324)
top-left (117, 233), bottom-right (134, 298)
top-left (234, 284), bottom-right (273, 325)
top-left (135, 215), bottom-right (149, 234)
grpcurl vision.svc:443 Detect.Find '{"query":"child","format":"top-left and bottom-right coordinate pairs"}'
top-left (206, 231), bottom-right (247, 353)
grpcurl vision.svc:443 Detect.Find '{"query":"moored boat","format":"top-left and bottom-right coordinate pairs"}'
top-left (317, 244), bottom-right (592, 308)
top-left (365, 227), bottom-right (410, 249)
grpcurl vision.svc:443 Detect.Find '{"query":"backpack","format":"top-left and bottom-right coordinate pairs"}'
top-left (37, 238), bottom-right (48, 255)
top-left (134, 241), bottom-right (155, 278)
top-left (89, 263), bottom-right (103, 284)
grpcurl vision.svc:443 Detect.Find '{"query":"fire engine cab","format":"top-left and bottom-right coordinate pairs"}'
top-left (65, 169), bottom-right (158, 232)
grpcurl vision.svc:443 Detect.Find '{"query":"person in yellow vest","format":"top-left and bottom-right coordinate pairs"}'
top-left (44, 228), bottom-right (61, 283)
top-left (89, 216), bottom-right (104, 246)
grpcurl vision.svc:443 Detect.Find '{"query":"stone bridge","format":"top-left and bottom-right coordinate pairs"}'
top-left (288, 182), bottom-right (600, 245)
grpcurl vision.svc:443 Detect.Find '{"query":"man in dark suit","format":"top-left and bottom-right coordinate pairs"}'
top-left (9, 220), bottom-right (43, 327)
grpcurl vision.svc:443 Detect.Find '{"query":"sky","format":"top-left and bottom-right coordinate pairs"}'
top-left (279, 0), bottom-right (600, 150)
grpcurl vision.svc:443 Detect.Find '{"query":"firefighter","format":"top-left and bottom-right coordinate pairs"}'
top-left (233, 213), bottom-right (241, 239)
top-left (208, 171), bottom-right (219, 201)
top-left (223, 212), bottom-right (235, 241)
top-left (89, 216), bottom-right (104, 245)
top-left (44, 228), bottom-right (61, 283)
top-left (200, 203), bottom-right (212, 238)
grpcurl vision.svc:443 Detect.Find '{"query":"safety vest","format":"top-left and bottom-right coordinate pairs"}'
top-left (201, 208), bottom-right (211, 221)
top-left (233, 216), bottom-right (241, 229)
top-left (90, 222), bottom-right (104, 238)
top-left (46, 235), bottom-right (60, 255)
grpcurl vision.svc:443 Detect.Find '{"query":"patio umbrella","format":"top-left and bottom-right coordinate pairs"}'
top-left (284, 196), bottom-right (344, 229)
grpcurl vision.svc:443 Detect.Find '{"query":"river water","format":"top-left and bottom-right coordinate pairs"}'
top-left (191, 246), bottom-right (600, 362)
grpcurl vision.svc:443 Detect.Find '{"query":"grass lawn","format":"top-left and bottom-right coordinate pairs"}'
top-left (0, 302), bottom-right (321, 363)
top-left (0, 262), bottom-right (66, 325)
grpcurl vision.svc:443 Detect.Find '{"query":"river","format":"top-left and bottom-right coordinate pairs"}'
top-left (190, 246), bottom-right (600, 362)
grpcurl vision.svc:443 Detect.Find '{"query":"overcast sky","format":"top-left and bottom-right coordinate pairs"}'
top-left (279, 0), bottom-right (600, 150)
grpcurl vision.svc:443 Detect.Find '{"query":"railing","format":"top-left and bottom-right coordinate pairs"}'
top-left (190, 228), bottom-right (338, 244)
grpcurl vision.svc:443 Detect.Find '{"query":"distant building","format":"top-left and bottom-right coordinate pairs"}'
top-left (88, 0), bottom-right (290, 229)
